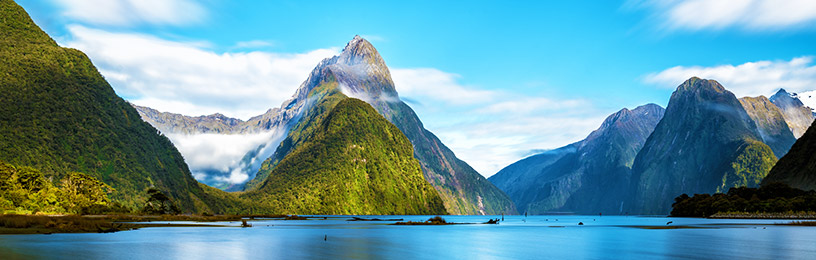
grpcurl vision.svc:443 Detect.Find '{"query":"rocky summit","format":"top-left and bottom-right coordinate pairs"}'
top-left (490, 104), bottom-right (664, 215)
top-left (629, 77), bottom-right (776, 214)
top-left (770, 89), bottom-right (815, 139)
top-left (246, 36), bottom-right (516, 215)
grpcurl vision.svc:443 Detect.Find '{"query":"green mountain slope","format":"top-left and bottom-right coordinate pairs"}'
top-left (738, 96), bottom-right (796, 158)
top-left (629, 77), bottom-right (777, 214)
top-left (241, 78), bottom-right (447, 215)
top-left (247, 36), bottom-right (516, 215)
top-left (762, 119), bottom-right (816, 191)
top-left (0, 0), bottom-right (241, 213)
top-left (489, 104), bottom-right (664, 214)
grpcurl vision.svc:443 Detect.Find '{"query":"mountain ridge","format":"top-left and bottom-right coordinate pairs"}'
top-left (489, 103), bottom-right (665, 214)
top-left (0, 0), bottom-right (244, 213)
top-left (246, 35), bottom-right (516, 215)
top-left (629, 77), bottom-right (776, 214)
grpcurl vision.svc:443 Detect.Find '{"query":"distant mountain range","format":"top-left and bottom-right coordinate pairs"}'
top-left (489, 104), bottom-right (665, 214)
top-left (491, 77), bottom-right (815, 215)
top-left (136, 36), bottom-right (516, 215)
top-left (5, 0), bottom-right (814, 216)
top-left (132, 105), bottom-right (281, 134)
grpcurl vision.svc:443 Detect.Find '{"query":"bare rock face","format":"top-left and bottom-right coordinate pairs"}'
top-left (770, 89), bottom-right (816, 138)
top-left (629, 77), bottom-right (776, 214)
top-left (738, 96), bottom-right (796, 158)
top-left (489, 104), bottom-right (664, 215)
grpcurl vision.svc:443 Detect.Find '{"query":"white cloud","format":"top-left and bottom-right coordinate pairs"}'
top-left (391, 68), bottom-right (496, 105)
top-left (165, 131), bottom-right (285, 185)
top-left (392, 68), bottom-right (608, 177)
top-left (632, 0), bottom-right (816, 31)
top-left (643, 56), bottom-right (816, 97)
top-left (52, 0), bottom-right (207, 26)
top-left (233, 40), bottom-right (275, 49)
top-left (64, 25), bottom-right (338, 119)
top-left (434, 115), bottom-right (606, 177)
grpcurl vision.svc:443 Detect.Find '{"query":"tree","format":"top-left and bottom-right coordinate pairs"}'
top-left (142, 188), bottom-right (181, 215)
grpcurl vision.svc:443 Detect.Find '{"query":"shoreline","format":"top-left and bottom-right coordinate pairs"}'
top-left (0, 214), bottom-right (294, 235)
top-left (709, 212), bottom-right (816, 219)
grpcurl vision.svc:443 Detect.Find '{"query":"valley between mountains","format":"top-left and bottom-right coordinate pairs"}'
top-left (2, 0), bottom-right (816, 216)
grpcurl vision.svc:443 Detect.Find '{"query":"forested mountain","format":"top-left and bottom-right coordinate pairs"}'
top-left (762, 119), bottom-right (816, 191)
top-left (0, 0), bottom-right (243, 213)
top-left (246, 36), bottom-right (516, 215)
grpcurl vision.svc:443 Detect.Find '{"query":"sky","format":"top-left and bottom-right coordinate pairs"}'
top-left (17, 0), bottom-right (816, 178)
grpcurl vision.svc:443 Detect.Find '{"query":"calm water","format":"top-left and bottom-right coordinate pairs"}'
top-left (1, 215), bottom-right (815, 259)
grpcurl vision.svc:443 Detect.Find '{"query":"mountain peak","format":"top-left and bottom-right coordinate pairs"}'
top-left (770, 88), bottom-right (805, 107)
top-left (338, 35), bottom-right (385, 67)
top-left (675, 77), bottom-right (727, 95)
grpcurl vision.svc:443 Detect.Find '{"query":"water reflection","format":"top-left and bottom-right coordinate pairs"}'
top-left (1, 216), bottom-right (814, 259)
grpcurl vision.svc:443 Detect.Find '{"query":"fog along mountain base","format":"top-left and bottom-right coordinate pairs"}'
top-left (0, 0), bottom-right (480, 215)
top-left (4, 0), bottom-right (814, 216)
top-left (492, 77), bottom-right (815, 215)
top-left (135, 36), bottom-right (518, 214)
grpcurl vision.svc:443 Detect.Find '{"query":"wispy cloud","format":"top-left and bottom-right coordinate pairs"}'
top-left (630, 0), bottom-right (816, 31)
top-left (65, 25), bottom-right (339, 119)
top-left (644, 56), bottom-right (816, 97)
top-left (392, 68), bottom-right (608, 177)
top-left (391, 68), bottom-right (495, 105)
top-left (51, 0), bottom-right (207, 27)
top-left (232, 40), bottom-right (275, 50)
top-left (165, 132), bottom-right (284, 185)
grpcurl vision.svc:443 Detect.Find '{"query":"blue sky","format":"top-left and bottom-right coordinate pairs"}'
top-left (17, 0), bottom-right (816, 177)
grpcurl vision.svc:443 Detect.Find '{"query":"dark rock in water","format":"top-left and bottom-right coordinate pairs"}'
top-left (348, 217), bottom-right (404, 221)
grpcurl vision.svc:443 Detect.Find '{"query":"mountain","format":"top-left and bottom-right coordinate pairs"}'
top-left (629, 77), bottom-right (777, 214)
top-left (132, 86), bottom-right (311, 190)
top-left (796, 90), bottom-right (816, 117)
top-left (489, 104), bottom-right (664, 214)
top-left (132, 105), bottom-right (281, 134)
top-left (738, 96), bottom-right (796, 158)
top-left (240, 84), bottom-right (447, 214)
top-left (762, 119), bottom-right (816, 191)
top-left (0, 0), bottom-right (245, 213)
top-left (246, 36), bottom-right (516, 215)
top-left (769, 89), bottom-right (815, 138)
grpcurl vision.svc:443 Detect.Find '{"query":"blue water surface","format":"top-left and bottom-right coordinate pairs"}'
top-left (1, 215), bottom-right (814, 259)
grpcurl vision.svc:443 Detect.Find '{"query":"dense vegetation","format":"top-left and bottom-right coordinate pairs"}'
top-left (242, 78), bottom-right (447, 215)
top-left (762, 119), bottom-right (816, 191)
top-left (245, 36), bottom-right (515, 215)
top-left (0, 161), bottom-right (129, 214)
top-left (671, 183), bottom-right (816, 217)
top-left (0, 0), bottom-right (253, 213)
